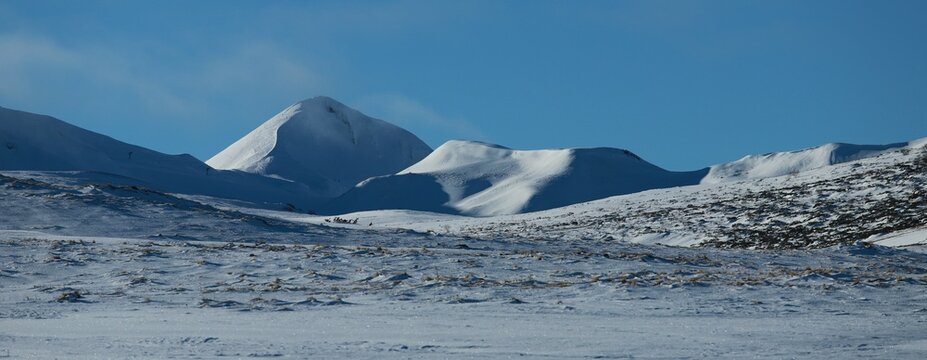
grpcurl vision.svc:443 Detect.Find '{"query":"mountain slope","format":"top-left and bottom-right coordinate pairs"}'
top-left (207, 96), bottom-right (432, 197)
top-left (376, 139), bottom-right (927, 249)
top-left (323, 140), bottom-right (708, 216)
top-left (0, 106), bottom-right (322, 208)
top-left (701, 141), bottom-right (916, 184)
top-left (323, 137), bottom-right (926, 217)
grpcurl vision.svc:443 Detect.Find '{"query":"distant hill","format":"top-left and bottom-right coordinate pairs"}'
top-left (0, 105), bottom-right (322, 208)
top-left (323, 140), bottom-right (708, 216)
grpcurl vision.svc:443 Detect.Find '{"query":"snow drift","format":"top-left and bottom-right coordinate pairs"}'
top-left (207, 96), bottom-right (432, 197)
top-left (0, 106), bottom-right (322, 208)
top-left (323, 140), bottom-right (708, 216)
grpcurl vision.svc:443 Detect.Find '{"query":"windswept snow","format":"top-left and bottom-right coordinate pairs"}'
top-left (207, 96), bottom-right (432, 197)
top-left (867, 226), bottom-right (927, 248)
top-left (0, 106), bottom-right (322, 208)
top-left (324, 140), bottom-right (707, 216)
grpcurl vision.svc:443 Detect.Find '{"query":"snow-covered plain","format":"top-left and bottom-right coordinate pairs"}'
top-left (3, 230), bottom-right (927, 359)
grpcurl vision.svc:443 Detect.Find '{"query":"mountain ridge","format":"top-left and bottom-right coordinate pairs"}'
top-left (322, 136), bottom-right (924, 216)
top-left (701, 140), bottom-right (917, 184)
top-left (0, 105), bottom-right (324, 208)
top-left (3, 98), bottom-right (924, 216)
top-left (322, 140), bottom-right (709, 216)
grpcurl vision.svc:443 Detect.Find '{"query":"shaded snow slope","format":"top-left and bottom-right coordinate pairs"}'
top-left (207, 96), bottom-right (432, 197)
top-left (701, 139), bottom-right (924, 184)
top-left (0, 106), bottom-right (321, 208)
top-left (324, 140), bottom-right (708, 216)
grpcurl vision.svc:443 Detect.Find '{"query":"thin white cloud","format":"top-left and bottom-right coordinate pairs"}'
top-left (0, 33), bottom-right (80, 98)
top-left (0, 32), bottom-right (201, 116)
top-left (0, 32), bottom-right (326, 120)
top-left (197, 41), bottom-right (324, 96)
top-left (256, 1), bottom-right (483, 37)
top-left (354, 93), bottom-right (489, 144)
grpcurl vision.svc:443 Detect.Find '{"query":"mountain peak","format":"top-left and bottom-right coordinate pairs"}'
top-left (207, 96), bottom-right (433, 197)
top-left (294, 96), bottom-right (344, 112)
top-left (438, 140), bottom-right (511, 150)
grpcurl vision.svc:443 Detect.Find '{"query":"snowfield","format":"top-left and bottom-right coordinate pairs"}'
top-left (3, 232), bottom-right (927, 359)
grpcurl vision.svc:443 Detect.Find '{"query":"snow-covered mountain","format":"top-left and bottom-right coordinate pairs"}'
top-left (0, 106), bottom-right (321, 207)
top-left (3, 105), bottom-right (926, 359)
top-left (323, 136), bottom-right (926, 216)
top-left (361, 139), bottom-right (927, 249)
top-left (207, 96), bottom-right (432, 197)
top-left (5, 98), bottom-right (922, 218)
top-left (701, 140), bottom-right (917, 184)
top-left (323, 140), bottom-right (708, 216)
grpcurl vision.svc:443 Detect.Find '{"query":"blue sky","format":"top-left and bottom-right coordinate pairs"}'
top-left (1, 0), bottom-right (925, 170)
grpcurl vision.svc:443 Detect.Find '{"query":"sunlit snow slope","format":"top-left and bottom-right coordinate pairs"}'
top-left (324, 140), bottom-right (708, 216)
top-left (324, 137), bottom-right (926, 217)
top-left (701, 140), bottom-right (921, 184)
top-left (207, 96), bottom-right (432, 197)
top-left (0, 106), bottom-right (321, 207)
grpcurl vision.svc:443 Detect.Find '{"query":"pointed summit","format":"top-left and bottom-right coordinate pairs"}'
top-left (206, 96), bottom-right (433, 197)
